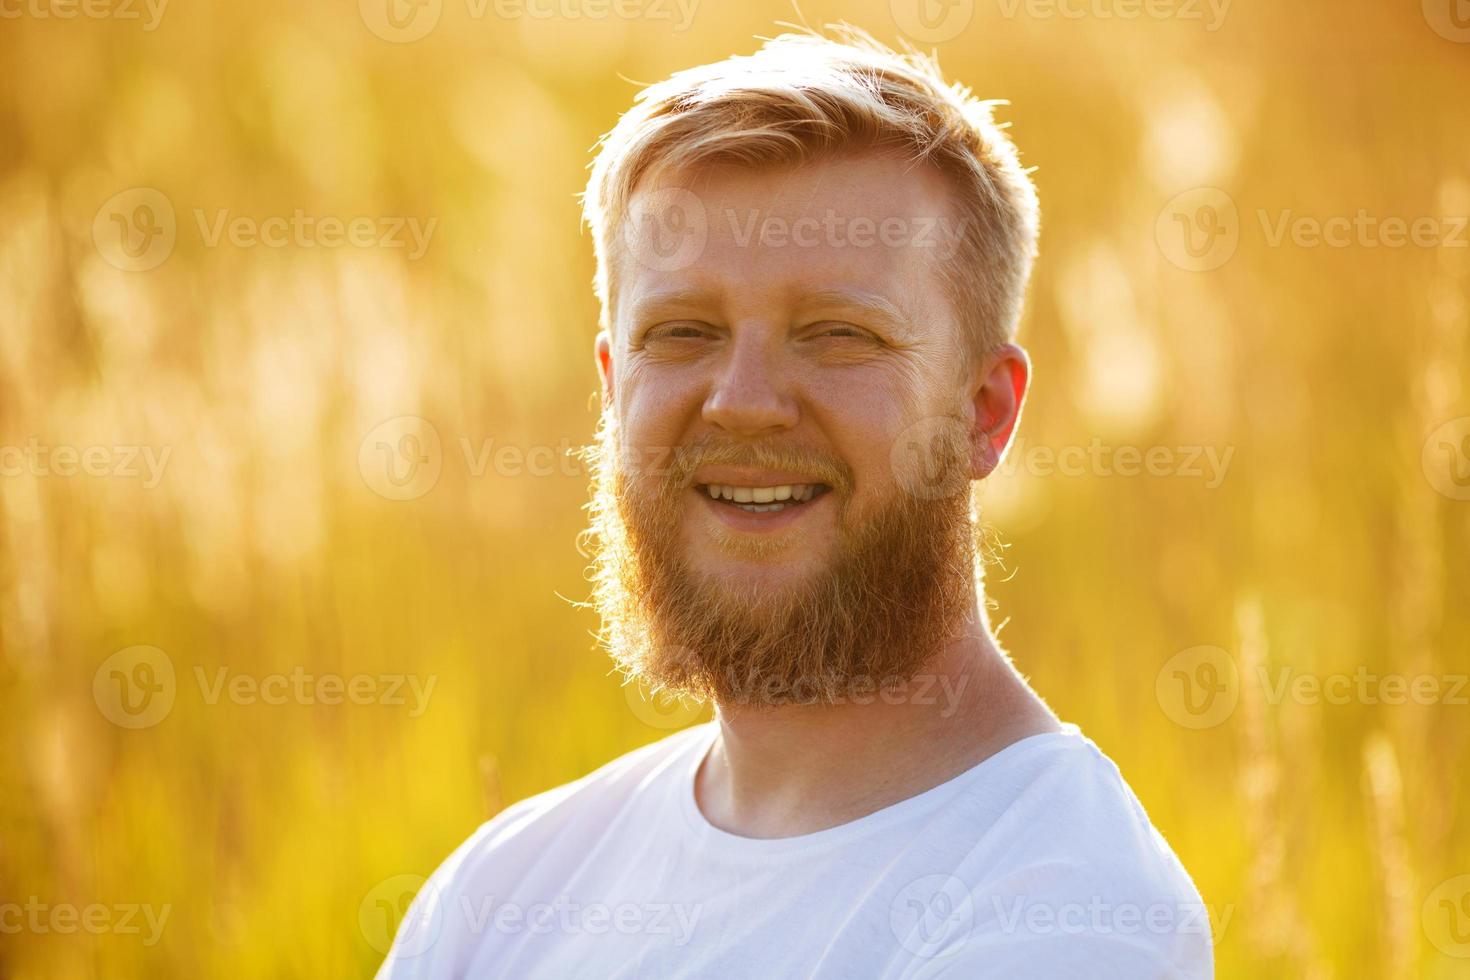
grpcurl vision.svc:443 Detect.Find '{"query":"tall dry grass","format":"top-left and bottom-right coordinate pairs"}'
top-left (1, 1), bottom-right (1468, 976)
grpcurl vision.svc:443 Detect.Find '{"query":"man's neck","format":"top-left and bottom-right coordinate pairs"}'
top-left (692, 618), bottom-right (1063, 839)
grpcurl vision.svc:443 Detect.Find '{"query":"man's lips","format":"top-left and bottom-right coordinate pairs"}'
top-left (680, 459), bottom-right (845, 528)
top-left (698, 482), bottom-right (829, 508)
top-left (690, 468), bottom-right (831, 510)
top-left (690, 466), bottom-right (834, 488)
top-left (693, 483), bottom-right (833, 527)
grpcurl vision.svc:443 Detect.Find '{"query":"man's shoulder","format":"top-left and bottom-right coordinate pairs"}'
top-left (938, 729), bottom-right (1214, 973)
top-left (957, 728), bottom-right (1200, 891)
top-left (436, 723), bottom-right (711, 878)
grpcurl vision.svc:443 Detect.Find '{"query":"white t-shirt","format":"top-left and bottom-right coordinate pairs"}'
top-left (377, 723), bottom-right (1214, 979)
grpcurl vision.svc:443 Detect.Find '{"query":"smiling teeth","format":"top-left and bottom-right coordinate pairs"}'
top-left (703, 483), bottom-right (819, 503)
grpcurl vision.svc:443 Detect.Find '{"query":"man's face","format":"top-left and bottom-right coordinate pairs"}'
top-left (590, 151), bottom-right (1015, 702)
top-left (607, 153), bottom-right (969, 585)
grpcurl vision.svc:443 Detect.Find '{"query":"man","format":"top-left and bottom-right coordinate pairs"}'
top-left (380, 28), bottom-right (1213, 979)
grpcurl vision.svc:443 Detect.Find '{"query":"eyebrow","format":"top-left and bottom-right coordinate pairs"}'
top-left (795, 289), bottom-right (913, 332)
top-left (626, 288), bottom-right (718, 320)
top-left (623, 286), bottom-right (915, 333)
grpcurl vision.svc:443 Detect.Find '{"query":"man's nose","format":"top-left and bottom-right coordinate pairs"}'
top-left (701, 335), bottom-right (799, 437)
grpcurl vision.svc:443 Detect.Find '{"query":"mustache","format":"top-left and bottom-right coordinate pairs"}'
top-left (621, 433), bottom-right (856, 498)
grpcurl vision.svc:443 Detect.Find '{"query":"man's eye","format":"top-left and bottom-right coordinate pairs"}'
top-left (645, 322), bottom-right (712, 342)
top-left (811, 323), bottom-right (875, 340)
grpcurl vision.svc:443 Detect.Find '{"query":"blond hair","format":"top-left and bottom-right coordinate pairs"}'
top-left (582, 27), bottom-right (1041, 357)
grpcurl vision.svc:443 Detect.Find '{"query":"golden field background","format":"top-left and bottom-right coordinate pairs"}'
top-left (1, 0), bottom-right (1468, 976)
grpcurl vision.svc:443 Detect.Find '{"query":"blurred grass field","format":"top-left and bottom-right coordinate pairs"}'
top-left (1, 0), bottom-right (1468, 976)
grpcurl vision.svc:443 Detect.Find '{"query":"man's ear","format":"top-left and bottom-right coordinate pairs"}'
top-left (595, 330), bottom-right (614, 407)
top-left (969, 343), bottom-right (1030, 480)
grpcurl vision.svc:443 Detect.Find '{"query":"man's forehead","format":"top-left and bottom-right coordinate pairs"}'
top-left (615, 153), bottom-right (961, 327)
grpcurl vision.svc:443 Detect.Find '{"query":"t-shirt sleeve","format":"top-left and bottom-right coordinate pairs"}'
top-left (373, 794), bottom-right (550, 980)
